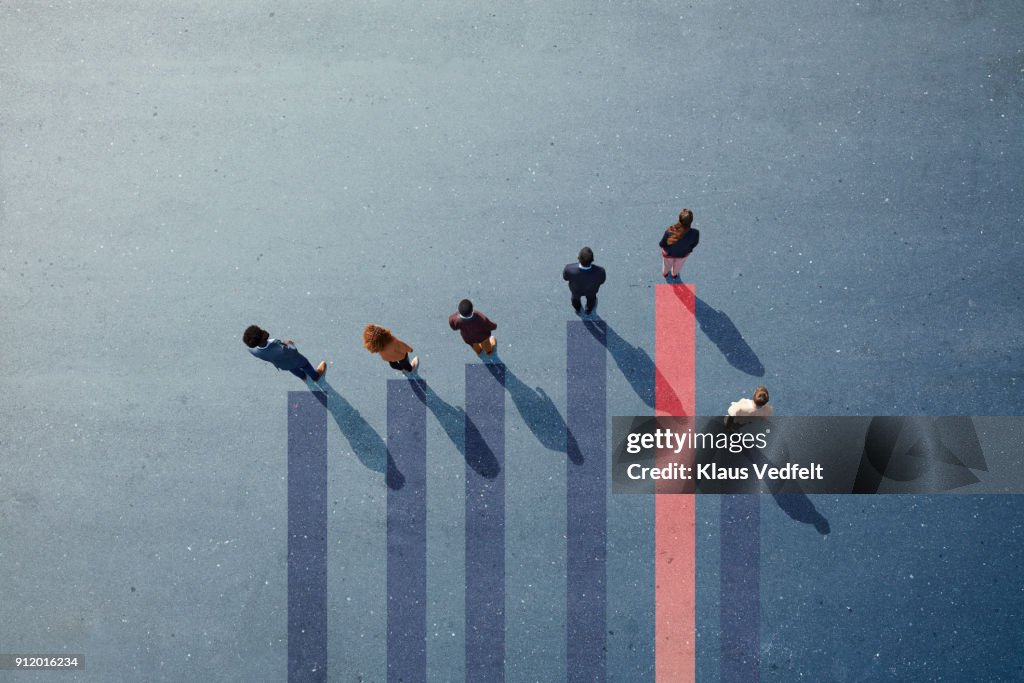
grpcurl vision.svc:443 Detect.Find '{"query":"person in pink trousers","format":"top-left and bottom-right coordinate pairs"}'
top-left (659, 208), bottom-right (700, 280)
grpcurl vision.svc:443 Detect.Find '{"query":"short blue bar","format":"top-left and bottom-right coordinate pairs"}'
top-left (465, 364), bottom-right (506, 682)
top-left (386, 379), bottom-right (428, 683)
top-left (287, 391), bottom-right (328, 683)
top-left (720, 495), bottom-right (760, 683)
top-left (566, 321), bottom-right (608, 683)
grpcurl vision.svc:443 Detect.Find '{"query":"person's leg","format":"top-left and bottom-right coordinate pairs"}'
top-left (294, 356), bottom-right (318, 381)
top-left (482, 336), bottom-right (496, 355)
top-left (571, 293), bottom-right (582, 313)
top-left (396, 353), bottom-right (413, 372)
top-left (671, 256), bottom-right (688, 278)
top-left (662, 253), bottom-right (674, 277)
top-left (389, 360), bottom-right (403, 370)
top-left (471, 341), bottom-right (484, 354)
top-left (584, 293), bottom-right (597, 314)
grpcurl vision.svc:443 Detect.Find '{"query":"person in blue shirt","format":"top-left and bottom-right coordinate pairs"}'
top-left (659, 208), bottom-right (700, 280)
top-left (562, 246), bottom-right (607, 315)
top-left (243, 325), bottom-right (326, 382)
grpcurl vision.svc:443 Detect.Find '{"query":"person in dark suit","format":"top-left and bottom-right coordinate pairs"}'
top-left (448, 298), bottom-right (498, 356)
top-left (243, 325), bottom-right (326, 382)
top-left (562, 246), bottom-right (606, 315)
top-left (659, 208), bottom-right (699, 280)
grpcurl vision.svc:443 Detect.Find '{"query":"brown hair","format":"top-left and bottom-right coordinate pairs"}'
top-left (665, 208), bottom-right (693, 245)
top-left (363, 324), bottom-right (394, 353)
top-left (753, 386), bottom-right (769, 407)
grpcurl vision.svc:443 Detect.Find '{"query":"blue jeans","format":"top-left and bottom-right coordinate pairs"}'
top-left (288, 356), bottom-right (321, 381)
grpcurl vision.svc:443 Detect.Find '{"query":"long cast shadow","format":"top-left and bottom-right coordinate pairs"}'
top-left (408, 380), bottom-right (500, 479)
top-left (591, 321), bottom-right (655, 408)
top-left (589, 320), bottom-right (688, 415)
top-left (671, 288), bottom-right (764, 377)
top-left (316, 379), bottom-right (405, 490)
top-left (694, 417), bottom-right (830, 535)
top-left (770, 493), bottom-right (831, 535)
top-left (492, 364), bottom-right (571, 456)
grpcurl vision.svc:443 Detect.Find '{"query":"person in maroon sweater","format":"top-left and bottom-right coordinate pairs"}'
top-left (448, 299), bottom-right (498, 356)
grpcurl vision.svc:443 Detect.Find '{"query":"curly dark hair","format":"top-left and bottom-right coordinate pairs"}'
top-left (243, 325), bottom-right (269, 348)
top-left (363, 324), bottom-right (394, 353)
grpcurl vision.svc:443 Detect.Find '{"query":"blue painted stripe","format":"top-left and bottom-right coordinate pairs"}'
top-left (465, 364), bottom-right (506, 682)
top-left (566, 321), bottom-right (607, 683)
top-left (288, 391), bottom-right (328, 683)
top-left (720, 495), bottom-right (760, 683)
top-left (386, 379), bottom-right (428, 683)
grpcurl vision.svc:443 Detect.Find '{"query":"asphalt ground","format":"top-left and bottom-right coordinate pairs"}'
top-left (2, 2), bottom-right (1022, 681)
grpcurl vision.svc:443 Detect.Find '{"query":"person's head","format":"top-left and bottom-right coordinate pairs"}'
top-left (578, 246), bottom-right (595, 266)
top-left (678, 208), bottom-right (693, 230)
top-left (458, 299), bottom-right (474, 317)
top-left (753, 386), bottom-right (770, 407)
top-left (243, 325), bottom-right (269, 348)
top-left (363, 324), bottom-right (394, 353)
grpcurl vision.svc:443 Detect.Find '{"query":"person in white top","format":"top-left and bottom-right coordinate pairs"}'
top-left (726, 386), bottom-right (772, 426)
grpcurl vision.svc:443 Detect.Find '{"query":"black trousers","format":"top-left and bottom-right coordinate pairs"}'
top-left (389, 353), bottom-right (413, 372)
top-left (571, 292), bottom-right (597, 313)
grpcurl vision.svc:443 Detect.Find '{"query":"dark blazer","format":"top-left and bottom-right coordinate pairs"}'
top-left (562, 262), bottom-right (606, 295)
top-left (659, 228), bottom-right (700, 258)
top-left (248, 339), bottom-right (304, 371)
top-left (449, 311), bottom-right (497, 344)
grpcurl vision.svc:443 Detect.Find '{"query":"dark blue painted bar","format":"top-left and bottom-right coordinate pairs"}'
top-left (566, 321), bottom-right (607, 683)
top-left (465, 363), bottom-right (506, 682)
top-left (288, 391), bottom-right (328, 683)
top-left (720, 495), bottom-right (760, 683)
top-left (386, 379), bottom-right (428, 683)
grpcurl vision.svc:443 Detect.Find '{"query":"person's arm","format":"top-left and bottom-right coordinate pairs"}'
top-left (598, 267), bottom-right (606, 286)
top-left (482, 313), bottom-right (497, 331)
top-left (448, 314), bottom-right (459, 331)
top-left (659, 232), bottom-right (669, 250)
top-left (398, 339), bottom-right (413, 354)
top-left (562, 265), bottom-right (571, 281)
top-left (691, 230), bottom-right (699, 249)
top-left (281, 339), bottom-right (295, 346)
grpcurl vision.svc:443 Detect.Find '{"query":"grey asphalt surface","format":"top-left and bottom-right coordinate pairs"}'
top-left (2, 1), bottom-right (1022, 681)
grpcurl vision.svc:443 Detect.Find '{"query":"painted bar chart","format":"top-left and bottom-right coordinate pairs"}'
top-left (282, 285), bottom-right (728, 682)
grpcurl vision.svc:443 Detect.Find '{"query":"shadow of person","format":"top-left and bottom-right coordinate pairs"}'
top-left (494, 365), bottom-right (570, 456)
top-left (686, 292), bottom-right (765, 377)
top-left (588, 320), bottom-right (688, 416)
top-left (316, 379), bottom-right (405, 490)
top-left (407, 381), bottom-right (501, 479)
top-left (694, 417), bottom-right (830, 534)
top-left (770, 493), bottom-right (831, 535)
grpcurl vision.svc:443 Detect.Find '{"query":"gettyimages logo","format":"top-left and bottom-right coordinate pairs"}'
top-left (612, 416), bottom-right (995, 494)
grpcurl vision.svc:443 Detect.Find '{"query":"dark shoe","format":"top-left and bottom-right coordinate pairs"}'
top-left (584, 307), bottom-right (595, 315)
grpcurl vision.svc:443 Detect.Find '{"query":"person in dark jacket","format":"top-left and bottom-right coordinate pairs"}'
top-left (562, 246), bottom-right (606, 315)
top-left (448, 299), bottom-right (498, 356)
top-left (659, 208), bottom-right (700, 280)
top-left (243, 325), bottom-right (326, 381)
